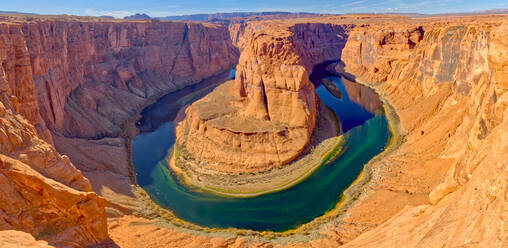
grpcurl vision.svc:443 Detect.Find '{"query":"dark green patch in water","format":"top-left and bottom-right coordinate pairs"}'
top-left (132, 70), bottom-right (389, 232)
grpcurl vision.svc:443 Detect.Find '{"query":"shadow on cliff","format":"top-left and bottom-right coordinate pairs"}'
top-left (90, 238), bottom-right (121, 248)
top-left (309, 60), bottom-right (358, 88)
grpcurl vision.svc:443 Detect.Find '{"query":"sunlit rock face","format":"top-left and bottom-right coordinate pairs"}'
top-left (0, 12), bottom-right (506, 248)
top-left (0, 230), bottom-right (55, 248)
top-left (331, 22), bottom-right (507, 248)
top-left (19, 20), bottom-right (239, 139)
top-left (0, 23), bottom-right (51, 143)
top-left (0, 16), bottom-right (240, 247)
top-left (0, 95), bottom-right (107, 247)
top-left (175, 24), bottom-right (348, 172)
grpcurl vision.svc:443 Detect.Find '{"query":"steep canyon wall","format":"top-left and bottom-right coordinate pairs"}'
top-left (0, 14), bottom-right (505, 247)
top-left (0, 16), bottom-right (239, 247)
top-left (23, 19), bottom-right (239, 138)
top-left (331, 20), bottom-right (507, 247)
top-left (112, 16), bottom-right (507, 247)
top-left (175, 23), bottom-right (348, 171)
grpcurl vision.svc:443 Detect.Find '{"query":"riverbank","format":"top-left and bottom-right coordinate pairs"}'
top-left (168, 102), bottom-right (343, 197)
top-left (97, 68), bottom-right (237, 212)
top-left (123, 68), bottom-right (400, 240)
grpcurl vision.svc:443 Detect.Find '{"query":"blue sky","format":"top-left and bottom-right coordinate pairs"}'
top-left (2, 0), bottom-right (507, 18)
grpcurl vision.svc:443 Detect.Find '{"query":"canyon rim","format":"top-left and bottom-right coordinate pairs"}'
top-left (0, 4), bottom-right (506, 248)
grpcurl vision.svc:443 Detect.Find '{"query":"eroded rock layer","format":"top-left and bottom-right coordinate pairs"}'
top-left (175, 23), bottom-right (348, 171)
top-left (126, 15), bottom-right (506, 247)
top-left (0, 15), bottom-right (239, 247)
top-left (0, 97), bottom-right (107, 246)
top-left (0, 13), bottom-right (506, 248)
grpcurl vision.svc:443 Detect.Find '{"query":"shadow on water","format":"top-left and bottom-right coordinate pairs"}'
top-left (137, 69), bottom-right (236, 133)
top-left (131, 64), bottom-right (389, 231)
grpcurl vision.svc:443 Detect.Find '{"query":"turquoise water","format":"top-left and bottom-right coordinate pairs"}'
top-left (131, 72), bottom-right (389, 231)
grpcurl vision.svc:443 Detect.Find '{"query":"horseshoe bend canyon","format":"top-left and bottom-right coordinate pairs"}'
top-left (0, 5), bottom-right (506, 248)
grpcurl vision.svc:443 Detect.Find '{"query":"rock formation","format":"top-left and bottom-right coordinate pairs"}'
top-left (0, 15), bottom-right (238, 247)
top-left (0, 13), bottom-right (506, 248)
top-left (0, 22), bottom-right (50, 143)
top-left (0, 97), bottom-right (107, 246)
top-left (175, 23), bottom-right (348, 172)
top-left (20, 19), bottom-right (238, 138)
top-left (0, 18), bottom-right (108, 246)
top-left (136, 15), bottom-right (507, 247)
top-left (176, 32), bottom-right (315, 171)
top-left (0, 230), bottom-right (55, 248)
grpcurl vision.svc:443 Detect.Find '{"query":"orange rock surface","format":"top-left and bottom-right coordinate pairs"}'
top-left (0, 105), bottom-right (107, 246)
top-left (0, 230), bottom-right (55, 248)
top-left (175, 34), bottom-right (319, 171)
top-left (175, 23), bottom-right (348, 171)
top-left (0, 13), bottom-right (506, 248)
top-left (0, 28), bottom-right (108, 244)
top-left (122, 15), bottom-right (507, 247)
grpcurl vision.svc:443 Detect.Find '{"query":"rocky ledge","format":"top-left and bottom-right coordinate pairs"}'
top-left (175, 24), bottom-right (349, 175)
top-left (176, 30), bottom-right (317, 172)
top-left (0, 13), bottom-right (506, 248)
top-left (172, 85), bottom-right (340, 195)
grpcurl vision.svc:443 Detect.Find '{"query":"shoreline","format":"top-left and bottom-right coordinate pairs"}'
top-left (122, 70), bottom-right (406, 243)
top-left (305, 78), bottom-right (406, 233)
top-left (168, 103), bottom-right (344, 198)
top-left (120, 68), bottom-right (236, 187)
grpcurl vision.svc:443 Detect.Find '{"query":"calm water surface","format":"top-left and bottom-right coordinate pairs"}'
top-left (131, 70), bottom-right (389, 231)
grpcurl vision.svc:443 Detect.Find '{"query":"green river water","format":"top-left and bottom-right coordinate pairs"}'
top-left (131, 70), bottom-right (389, 231)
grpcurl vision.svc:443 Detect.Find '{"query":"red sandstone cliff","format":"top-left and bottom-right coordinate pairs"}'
top-left (20, 19), bottom-right (239, 138)
top-left (0, 14), bottom-right (506, 248)
top-left (175, 23), bottom-right (348, 171)
top-left (0, 96), bottom-right (107, 247)
top-left (0, 16), bottom-right (239, 247)
top-left (121, 16), bottom-right (507, 247)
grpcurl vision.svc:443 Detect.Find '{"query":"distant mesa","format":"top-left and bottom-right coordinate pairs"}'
top-left (160, 11), bottom-right (324, 21)
top-left (99, 15), bottom-right (115, 19)
top-left (124, 13), bottom-right (151, 20)
top-left (0, 10), bottom-right (35, 15)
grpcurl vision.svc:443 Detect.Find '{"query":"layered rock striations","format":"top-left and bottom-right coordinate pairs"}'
top-left (0, 95), bottom-right (107, 246)
top-left (339, 24), bottom-right (425, 82)
top-left (0, 13), bottom-right (506, 248)
top-left (175, 24), bottom-right (348, 172)
top-left (20, 19), bottom-right (239, 138)
top-left (176, 33), bottom-right (316, 172)
top-left (0, 22), bottom-right (51, 143)
top-left (0, 153), bottom-right (107, 246)
top-left (328, 20), bottom-right (507, 247)
top-left (0, 19), bottom-right (108, 246)
top-left (0, 15), bottom-right (239, 247)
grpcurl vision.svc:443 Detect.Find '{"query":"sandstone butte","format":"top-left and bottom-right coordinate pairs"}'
top-left (175, 24), bottom-right (347, 172)
top-left (0, 13), bottom-right (506, 248)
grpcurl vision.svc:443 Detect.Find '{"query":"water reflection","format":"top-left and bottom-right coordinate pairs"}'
top-left (131, 67), bottom-right (389, 231)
